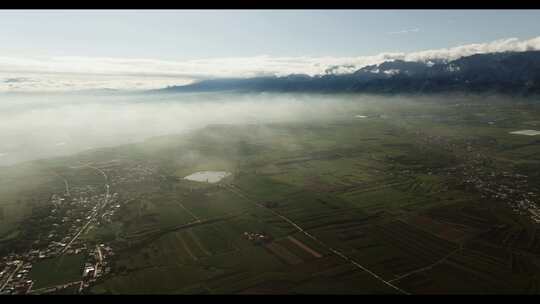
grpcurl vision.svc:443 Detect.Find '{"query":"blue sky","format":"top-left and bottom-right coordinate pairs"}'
top-left (1, 10), bottom-right (540, 91)
top-left (1, 10), bottom-right (540, 59)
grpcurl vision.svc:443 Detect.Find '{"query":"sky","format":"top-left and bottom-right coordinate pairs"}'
top-left (1, 10), bottom-right (540, 91)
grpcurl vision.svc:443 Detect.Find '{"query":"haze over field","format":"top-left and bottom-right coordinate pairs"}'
top-left (1, 10), bottom-right (540, 165)
top-left (0, 90), bottom-right (528, 167)
top-left (0, 92), bottom-right (377, 166)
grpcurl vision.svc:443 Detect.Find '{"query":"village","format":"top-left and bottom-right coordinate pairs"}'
top-left (0, 179), bottom-right (121, 294)
top-left (414, 130), bottom-right (540, 225)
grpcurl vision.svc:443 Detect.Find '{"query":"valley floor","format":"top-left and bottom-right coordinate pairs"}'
top-left (3, 98), bottom-right (540, 294)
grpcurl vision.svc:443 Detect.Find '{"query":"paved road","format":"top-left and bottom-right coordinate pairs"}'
top-left (83, 163), bottom-right (110, 208)
top-left (94, 245), bottom-right (103, 279)
top-left (62, 178), bottom-right (71, 197)
top-left (29, 280), bottom-right (82, 294)
top-left (178, 201), bottom-right (200, 222)
top-left (61, 215), bottom-right (95, 254)
top-left (84, 163), bottom-right (108, 182)
top-left (61, 163), bottom-right (110, 254)
top-left (51, 171), bottom-right (70, 196)
top-left (0, 262), bottom-right (23, 292)
top-left (96, 245), bottom-right (103, 263)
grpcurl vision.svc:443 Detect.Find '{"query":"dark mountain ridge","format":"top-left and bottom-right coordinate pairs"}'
top-left (154, 51), bottom-right (540, 95)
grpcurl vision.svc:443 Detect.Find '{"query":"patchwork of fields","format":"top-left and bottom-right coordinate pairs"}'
top-left (3, 98), bottom-right (540, 294)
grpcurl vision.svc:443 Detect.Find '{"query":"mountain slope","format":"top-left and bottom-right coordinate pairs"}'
top-left (155, 51), bottom-right (540, 95)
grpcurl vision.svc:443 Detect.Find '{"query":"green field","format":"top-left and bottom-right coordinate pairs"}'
top-left (4, 96), bottom-right (540, 294)
top-left (29, 254), bottom-right (85, 290)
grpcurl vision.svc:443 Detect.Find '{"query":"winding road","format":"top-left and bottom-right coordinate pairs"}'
top-left (51, 171), bottom-right (71, 197)
top-left (61, 162), bottom-right (110, 255)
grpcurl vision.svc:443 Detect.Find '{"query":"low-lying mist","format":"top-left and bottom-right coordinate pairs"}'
top-left (0, 92), bottom-right (378, 166)
top-left (0, 91), bottom-right (519, 167)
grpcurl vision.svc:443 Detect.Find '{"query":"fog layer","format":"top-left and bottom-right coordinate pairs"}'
top-left (0, 92), bottom-right (383, 166)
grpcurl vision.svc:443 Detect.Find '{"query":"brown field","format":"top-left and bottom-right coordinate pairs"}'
top-left (287, 236), bottom-right (323, 258)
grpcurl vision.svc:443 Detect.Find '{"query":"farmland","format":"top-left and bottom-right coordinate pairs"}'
top-left (3, 95), bottom-right (540, 294)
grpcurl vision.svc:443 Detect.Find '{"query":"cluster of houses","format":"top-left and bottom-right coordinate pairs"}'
top-left (80, 244), bottom-right (114, 290)
top-left (460, 164), bottom-right (540, 223)
top-left (0, 180), bottom-right (121, 294)
top-left (243, 232), bottom-right (272, 245)
top-left (0, 259), bottom-right (32, 294)
top-left (414, 129), bottom-right (540, 225)
top-left (109, 163), bottom-right (158, 186)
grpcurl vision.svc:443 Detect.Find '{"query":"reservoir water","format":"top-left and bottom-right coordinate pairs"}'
top-left (184, 171), bottom-right (232, 183)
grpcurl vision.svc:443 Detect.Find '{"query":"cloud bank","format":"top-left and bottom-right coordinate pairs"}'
top-left (1, 36), bottom-right (540, 92)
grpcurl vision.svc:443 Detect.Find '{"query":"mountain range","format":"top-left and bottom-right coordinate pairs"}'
top-left (155, 50), bottom-right (540, 95)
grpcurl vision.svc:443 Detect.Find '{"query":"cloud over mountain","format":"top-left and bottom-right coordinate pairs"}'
top-left (2, 36), bottom-right (540, 92)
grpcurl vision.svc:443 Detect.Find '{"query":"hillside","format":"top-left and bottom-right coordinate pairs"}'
top-left (156, 51), bottom-right (540, 95)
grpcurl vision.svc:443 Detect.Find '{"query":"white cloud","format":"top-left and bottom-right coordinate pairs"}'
top-left (402, 36), bottom-right (540, 62)
top-left (1, 35), bottom-right (540, 92)
top-left (388, 28), bottom-right (420, 35)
